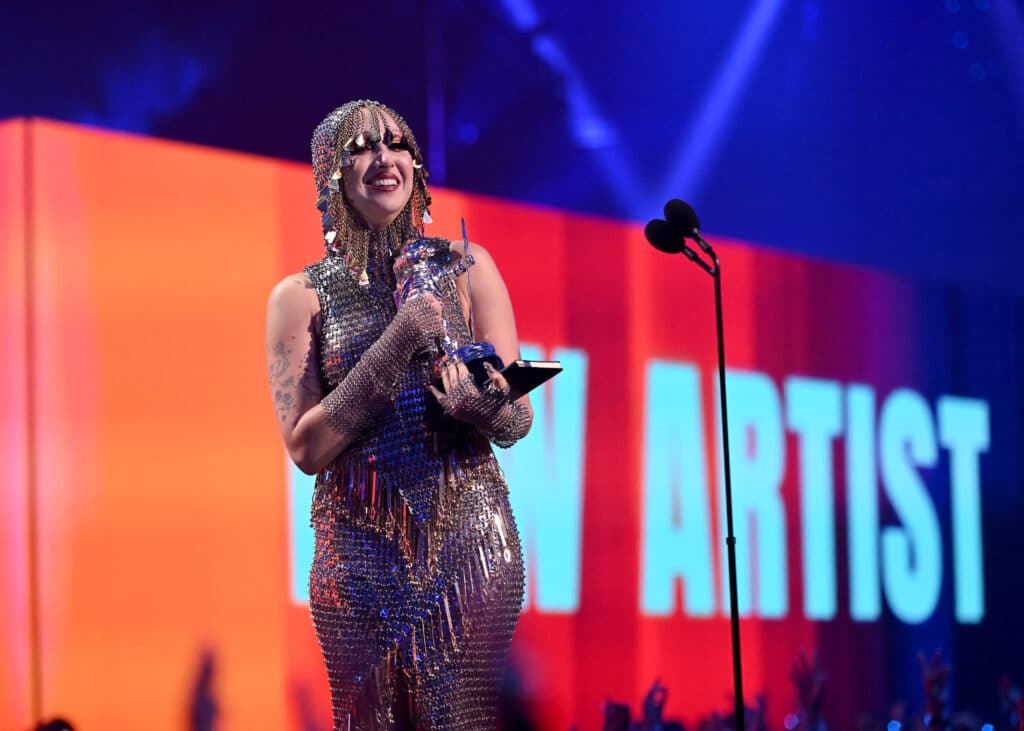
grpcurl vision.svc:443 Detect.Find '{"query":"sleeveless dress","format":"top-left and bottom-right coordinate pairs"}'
top-left (305, 240), bottom-right (525, 731)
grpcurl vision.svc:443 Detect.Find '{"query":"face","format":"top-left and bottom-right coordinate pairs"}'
top-left (341, 109), bottom-right (416, 230)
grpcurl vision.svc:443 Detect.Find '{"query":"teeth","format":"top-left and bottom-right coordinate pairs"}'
top-left (371, 178), bottom-right (398, 187)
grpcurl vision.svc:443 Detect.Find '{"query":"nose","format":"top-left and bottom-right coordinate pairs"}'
top-left (374, 144), bottom-right (394, 167)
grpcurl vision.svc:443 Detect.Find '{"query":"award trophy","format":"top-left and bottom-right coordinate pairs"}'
top-left (392, 226), bottom-right (503, 412)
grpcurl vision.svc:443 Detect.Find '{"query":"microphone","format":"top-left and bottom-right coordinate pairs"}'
top-left (645, 218), bottom-right (707, 269)
top-left (664, 198), bottom-right (713, 255)
top-left (644, 219), bottom-right (684, 254)
top-left (644, 218), bottom-right (702, 262)
top-left (664, 198), bottom-right (698, 233)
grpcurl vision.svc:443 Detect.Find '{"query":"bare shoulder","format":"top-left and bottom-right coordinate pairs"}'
top-left (450, 239), bottom-right (498, 272)
top-left (268, 272), bottom-right (320, 315)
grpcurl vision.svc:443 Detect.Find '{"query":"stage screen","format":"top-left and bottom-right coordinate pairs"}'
top-left (1, 119), bottom-right (1021, 731)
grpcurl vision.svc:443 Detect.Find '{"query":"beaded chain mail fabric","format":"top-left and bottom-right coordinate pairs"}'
top-left (305, 103), bottom-right (525, 730)
top-left (311, 100), bottom-right (431, 285)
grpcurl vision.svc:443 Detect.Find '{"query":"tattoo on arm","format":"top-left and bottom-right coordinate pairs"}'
top-left (269, 335), bottom-right (322, 424)
top-left (274, 376), bottom-right (296, 423)
top-left (269, 342), bottom-right (294, 423)
top-left (271, 341), bottom-right (289, 380)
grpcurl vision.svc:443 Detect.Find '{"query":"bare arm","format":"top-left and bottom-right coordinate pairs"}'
top-left (266, 274), bottom-right (352, 474)
top-left (456, 241), bottom-right (533, 414)
top-left (266, 273), bottom-right (444, 474)
top-left (449, 241), bottom-right (534, 439)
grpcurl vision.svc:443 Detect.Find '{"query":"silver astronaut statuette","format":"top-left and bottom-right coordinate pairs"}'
top-left (392, 224), bottom-right (503, 389)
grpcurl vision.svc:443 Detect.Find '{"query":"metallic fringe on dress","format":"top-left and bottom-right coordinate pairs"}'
top-left (312, 448), bottom-right (519, 730)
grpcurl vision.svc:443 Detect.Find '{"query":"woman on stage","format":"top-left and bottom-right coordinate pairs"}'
top-left (265, 100), bottom-right (531, 730)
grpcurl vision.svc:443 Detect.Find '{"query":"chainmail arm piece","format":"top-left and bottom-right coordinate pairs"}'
top-left (321, 295), bottom-right (442, 437)
top-left (483, 399), bottom-right (532, 448)
top-left (431, 365), bottom-right (533, 448)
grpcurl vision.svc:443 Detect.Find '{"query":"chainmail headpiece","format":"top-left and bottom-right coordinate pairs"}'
top-left (311, 100), bottom-right (432, 285)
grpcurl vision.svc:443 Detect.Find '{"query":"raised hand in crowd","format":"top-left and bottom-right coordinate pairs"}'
top-left (790, 649), bottom-right (828, 731)
top-left (642, 678), bottom-right (669, 731)
top-left (918, 650), bottom-right (952, 731)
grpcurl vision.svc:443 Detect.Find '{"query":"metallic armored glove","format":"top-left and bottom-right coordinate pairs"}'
top-left (485, 400), bottom-right (531, 448)
top-left (321, 296), bottom-right (442, 436)
top-left (434, 365), bottom-right (532, 448)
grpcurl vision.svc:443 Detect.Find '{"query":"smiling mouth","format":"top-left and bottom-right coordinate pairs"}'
top-left (367, 174), bottom-right (400, 191)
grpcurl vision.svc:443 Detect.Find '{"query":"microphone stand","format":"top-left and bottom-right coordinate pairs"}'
top-left (677, 233), bottom-right (746, 731)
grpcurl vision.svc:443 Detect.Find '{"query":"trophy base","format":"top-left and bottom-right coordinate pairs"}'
top-left (433, 342), bottom-right (504, 389)
top-left (425, 342), bottom-right (505, 434)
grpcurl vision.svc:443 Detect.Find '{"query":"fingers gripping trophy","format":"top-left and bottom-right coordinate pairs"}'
top-left (391, 228), bottom-right (507, 429)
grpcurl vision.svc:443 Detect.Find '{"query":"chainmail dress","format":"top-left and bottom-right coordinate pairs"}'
top-left (305, 240), bottom-right (524, 731)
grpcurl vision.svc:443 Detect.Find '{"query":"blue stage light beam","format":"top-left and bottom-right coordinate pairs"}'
top-left (500, 0), bottom-right (541, 31)
top-left (492, 0), bottom-right (646, 207)
top-left (991, 0), bottom-right (1024, 134)
top-left (659, 0), bottom-right (789, 207)
top-left (494, 0), bottom-right (789, 223)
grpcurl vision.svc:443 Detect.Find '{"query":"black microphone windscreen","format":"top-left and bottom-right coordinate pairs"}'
top-left (644, 219), bottom-right (683, 254)
top-left (664, 199), bottom-right (700, 234)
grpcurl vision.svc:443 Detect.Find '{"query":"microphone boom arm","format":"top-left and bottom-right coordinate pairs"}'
top-left (682, 237), bottom-right (717, 277)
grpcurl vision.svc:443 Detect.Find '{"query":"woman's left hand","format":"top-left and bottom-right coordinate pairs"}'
top-left (428, 360), bottom-right (509, 427)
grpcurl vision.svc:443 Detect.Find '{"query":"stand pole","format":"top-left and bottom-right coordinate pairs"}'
top-left (711, 253), bottom-right (745, 731)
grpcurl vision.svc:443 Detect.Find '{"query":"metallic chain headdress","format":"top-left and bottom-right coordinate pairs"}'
top-left (311, 100), bottom-right (432, 285)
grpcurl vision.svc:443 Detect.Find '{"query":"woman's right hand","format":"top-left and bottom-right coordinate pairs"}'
top-left (393, 294), bottom-right (445, 352)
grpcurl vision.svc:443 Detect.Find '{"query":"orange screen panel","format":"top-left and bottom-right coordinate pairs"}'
top-left (1, 118), bottom-right (1006, 731)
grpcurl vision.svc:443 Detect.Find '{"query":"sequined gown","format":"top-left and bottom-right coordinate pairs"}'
top-left (305, 242), bottom-right (524, 731)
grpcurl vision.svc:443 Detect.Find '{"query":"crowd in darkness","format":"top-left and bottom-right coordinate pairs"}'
top-left (28, 648), bottom-right (1024, 731)
top-left (598, 651), bottom-right (1024, 731)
